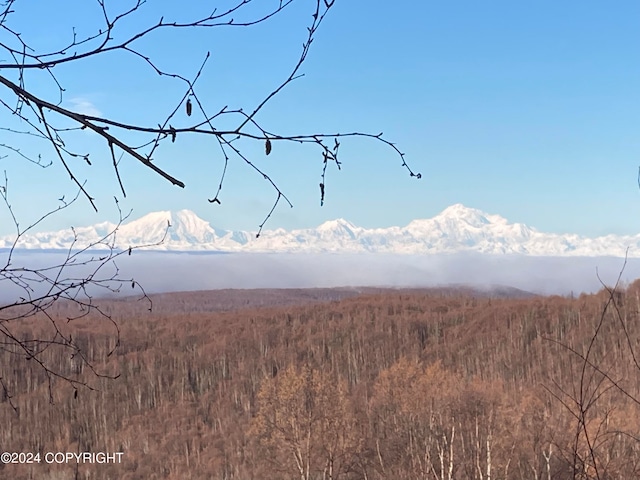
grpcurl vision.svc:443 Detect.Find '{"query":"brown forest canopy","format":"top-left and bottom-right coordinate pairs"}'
top-left (2, 283), bottom-right (640, 479)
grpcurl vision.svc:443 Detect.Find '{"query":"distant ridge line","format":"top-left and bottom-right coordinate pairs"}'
top-left (1, 205), bottom-right (638, 257)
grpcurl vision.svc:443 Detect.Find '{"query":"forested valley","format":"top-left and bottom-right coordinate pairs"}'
top-left (2, 284), bottom-right (640, 480)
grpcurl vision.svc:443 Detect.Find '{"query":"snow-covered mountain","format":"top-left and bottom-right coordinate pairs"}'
top-left (2, 204), bottom-right (639, 257)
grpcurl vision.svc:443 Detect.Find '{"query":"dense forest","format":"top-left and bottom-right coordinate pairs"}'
top-left (1, 283), bottom-right (639, 479)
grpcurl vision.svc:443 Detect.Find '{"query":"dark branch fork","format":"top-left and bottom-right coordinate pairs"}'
top-left (1, 0), bottom-right (419, 227)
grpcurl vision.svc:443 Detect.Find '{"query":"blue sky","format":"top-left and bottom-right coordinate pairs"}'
top-left (1, 0), bottom-right (639, 237)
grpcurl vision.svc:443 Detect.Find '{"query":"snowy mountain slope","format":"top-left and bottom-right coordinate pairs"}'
top-left (1, 204), bottom-right (639, 257)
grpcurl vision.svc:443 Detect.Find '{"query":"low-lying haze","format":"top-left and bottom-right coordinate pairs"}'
top-left (2, 251), bottom-right (637, 304)
top-left (112, 252), bottom-right (640, 296)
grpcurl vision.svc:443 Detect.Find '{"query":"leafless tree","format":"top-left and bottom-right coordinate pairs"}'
top-left (0, 179), bottom-right (168, 408)
top-left (0, 0), bottom-right (420, 404)
top-left (543, 258), bottom-right (640, 479)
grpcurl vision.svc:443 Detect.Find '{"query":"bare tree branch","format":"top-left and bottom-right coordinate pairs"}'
top-left (0, 0), bottom-right (420, 227)
top-left (0, 0), bottom-right (421, 405)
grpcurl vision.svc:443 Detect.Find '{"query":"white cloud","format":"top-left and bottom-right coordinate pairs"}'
top-left (67, 97), bottom-right (102, 117)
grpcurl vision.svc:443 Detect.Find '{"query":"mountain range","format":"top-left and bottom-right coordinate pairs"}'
top-left (1, 204), bottom-right (638, 257)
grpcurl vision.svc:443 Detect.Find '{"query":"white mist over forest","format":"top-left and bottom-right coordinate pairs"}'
top-left (3, 251), bottom-right (636, 303)
top-left (119, 252), bottom-right (639, 296)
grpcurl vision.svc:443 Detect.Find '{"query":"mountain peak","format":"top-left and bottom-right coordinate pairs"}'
top-left (317, 218), bottom-right (357, 231)
top-left (439, 203), bottom-right (483, 216)
top-left (170, 209), bottom-right (211, 228)
top-left (315, 219), bottom-right (359, 242)
top-left (434, 204), bottom-right (508, 228)
top-left (1, 205), bottom-right (637, 257)
top-left (116, 209), bottom-right (219, 246)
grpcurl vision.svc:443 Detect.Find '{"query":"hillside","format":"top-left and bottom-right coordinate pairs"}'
top-left (1, 285), bottom-right (639, 479)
